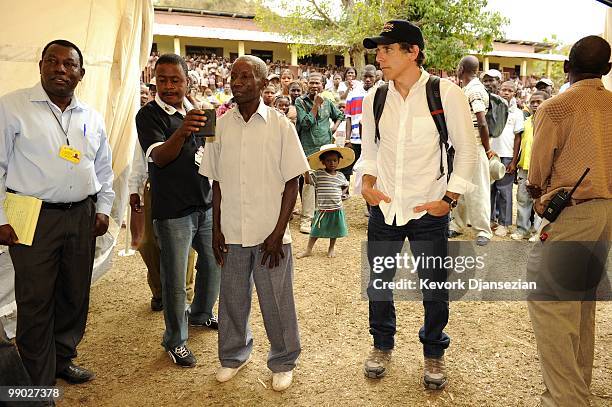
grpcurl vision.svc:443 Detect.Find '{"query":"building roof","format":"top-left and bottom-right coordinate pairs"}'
top-left (153, 7), bottom-right (565, 61)
top-left (478, 50), bottom-right (566, 62)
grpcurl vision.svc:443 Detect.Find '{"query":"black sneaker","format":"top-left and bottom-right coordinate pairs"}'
top-left (167, 345), bottom-right (196, 368)
top-left (150, 297), bottom-right (163, 312)
top-left (190, 314), bottom-right (218, 330)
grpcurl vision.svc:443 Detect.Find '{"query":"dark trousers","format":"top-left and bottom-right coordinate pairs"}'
top-left (367, 206), bottom-right (450, 358)
top-left (10, 199), bottom-right (96, 386)
top-left (340, 143), bottom-right (362, 182)
top-left (490, 157), bottom-right (514, 226)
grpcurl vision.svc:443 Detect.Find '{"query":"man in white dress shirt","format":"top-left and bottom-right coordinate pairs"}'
top-left (0, 39), bottom-right (115, 386)
top-left (359, 21), bottom-right (476, 389)
top-left (200, 55), bottom-right (310, 392)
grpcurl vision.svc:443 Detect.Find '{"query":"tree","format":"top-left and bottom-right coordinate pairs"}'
top-left (532, 35), bottom-right (570, 90)
top-left (254, 0), bottom-right (508, 72)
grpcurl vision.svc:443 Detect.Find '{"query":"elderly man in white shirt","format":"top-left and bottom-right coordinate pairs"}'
top-left (359, 21), bottom-right (476, 390)
top-left (200, 55), bottom-right (309, 392)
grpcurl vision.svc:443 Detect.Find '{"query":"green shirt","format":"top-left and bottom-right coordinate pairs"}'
top-left (295, 95), bottom-right (344, 156)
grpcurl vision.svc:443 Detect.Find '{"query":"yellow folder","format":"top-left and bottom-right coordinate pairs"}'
top-left (3, 193), bottom-right (42, 246)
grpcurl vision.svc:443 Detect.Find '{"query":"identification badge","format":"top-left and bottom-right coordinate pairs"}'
top-left (59, 145), bottom-right (81, 164)
top-left (194, 146), bottom-right (205, 167)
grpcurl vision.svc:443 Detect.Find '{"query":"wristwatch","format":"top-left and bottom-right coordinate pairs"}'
top-left (442, 195), bottom-right (458, 209)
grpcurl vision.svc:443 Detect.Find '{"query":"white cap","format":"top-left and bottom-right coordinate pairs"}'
top-left (489, 155), bottom-right (506, 182)
top-left (482, 69), bottom-right (503, 80)
top-left (536, 77), bottom-right (554, 87)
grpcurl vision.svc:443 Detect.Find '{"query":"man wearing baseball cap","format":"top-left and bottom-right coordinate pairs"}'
top-left (535, 77), bottom-right (554, 97)
top-left (359, 20), bottom-right (476, 389)
top-left (481, 69), bottom-right (503, 94)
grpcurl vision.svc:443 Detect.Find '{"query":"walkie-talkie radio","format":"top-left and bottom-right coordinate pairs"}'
top-left (543, 168), bottom-right (590, 223)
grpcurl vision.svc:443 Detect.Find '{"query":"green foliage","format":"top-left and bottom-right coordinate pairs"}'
top-left (532, 35), bottom-right (570, 89)
top-left (255, 0), bottom-right (508, 71)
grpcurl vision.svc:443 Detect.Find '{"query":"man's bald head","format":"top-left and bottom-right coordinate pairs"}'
top-left (567, 36), bottom-right (611, 76)
top-left (459, 55), bottom-right (480, 74)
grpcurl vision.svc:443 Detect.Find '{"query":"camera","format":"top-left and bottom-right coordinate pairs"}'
top-left (193, 109), bottom-right (216, 137)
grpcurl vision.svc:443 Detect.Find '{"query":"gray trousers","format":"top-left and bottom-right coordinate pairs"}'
top-left (219, 244), bottom-right (300, 373)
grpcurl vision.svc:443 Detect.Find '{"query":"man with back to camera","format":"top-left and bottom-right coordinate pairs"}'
top-left (0, 39), bottom-right (115, 385)
top-left (527, 35), bottom-right (612, 407)
top-left (135, 53), bottom-right (220, 368)
top-left (359, 20), bottom-right (476, 389)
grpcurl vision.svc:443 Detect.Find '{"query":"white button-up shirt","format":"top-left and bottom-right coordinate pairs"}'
top-left (358, 70), bottom-right (476, 226)
top-left (0, 82), bottom-right (115, 225)
top-left (199, 100), bottom-right (310, 247)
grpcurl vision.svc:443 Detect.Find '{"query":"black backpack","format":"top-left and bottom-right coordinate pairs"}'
top-left (373, 76), bottom-right (454, 180)
top-left (485, 92), bottom-right (509, 138)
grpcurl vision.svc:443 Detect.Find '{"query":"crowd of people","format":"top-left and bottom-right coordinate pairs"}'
top-left (0, 18), bottom-right (610, 407)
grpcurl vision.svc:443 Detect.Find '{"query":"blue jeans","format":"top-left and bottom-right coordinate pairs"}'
top-left (367, 206), bottom-right (450, 358)
top-left (491, 157), bottom-right (514, 226)
top-left (153, 208), bottom-right (220, 350)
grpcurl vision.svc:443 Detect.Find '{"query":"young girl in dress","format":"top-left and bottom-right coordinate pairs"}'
top-left (297, 144), bottom-right (355, 258)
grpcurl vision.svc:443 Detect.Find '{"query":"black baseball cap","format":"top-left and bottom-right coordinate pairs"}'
top-left (363, 20), bottom-right (425, 50)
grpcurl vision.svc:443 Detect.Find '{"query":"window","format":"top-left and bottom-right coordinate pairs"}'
top-left (185, 46), bottom-right (222, 58)
top-left (250, 49), bottom-right (273, 63)
top-left (298, 54), bottom-right (327, 67)
top-left (335, 55), bottom-right (345, 67)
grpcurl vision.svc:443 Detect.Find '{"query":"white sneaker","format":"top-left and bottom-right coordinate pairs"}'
top-left (272, 370), bottom-right (293, 391)
top-left (216, 357), bottom-right (251, 383)
top-left (510, 231), bottom-right (526, 240)
top-left (494, 225), bottom-right (508, 237)
top-left (528, 234), bottom-right (539, 242)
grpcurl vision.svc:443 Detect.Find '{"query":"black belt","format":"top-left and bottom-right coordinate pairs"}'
top-left (7, 188), bottom-right (97, 210)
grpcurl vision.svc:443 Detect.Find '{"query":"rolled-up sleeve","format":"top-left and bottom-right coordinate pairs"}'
top-left (443, 82), bottom-right (477, 194)
top-left (355, 92), bottom-right (379, 178)
top-left (199, 134), bottom-right (221, 181)
top-left (295, 98), bottom-right (316, 131)
top-left (280, 117), bottom-right (310, 181)
top-left (93, 119), bottom-right (115, 216)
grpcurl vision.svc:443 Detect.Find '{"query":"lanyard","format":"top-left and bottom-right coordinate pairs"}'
top-left (46, 102), bottom-right (73, 145)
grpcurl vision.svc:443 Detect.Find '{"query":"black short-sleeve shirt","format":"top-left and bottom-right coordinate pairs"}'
top-left (136, 101), bottom-right (211, 220)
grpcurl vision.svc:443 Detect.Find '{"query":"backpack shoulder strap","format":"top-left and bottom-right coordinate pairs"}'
top-left (426, 76), bottom-right (452, 179)
top-left (425, 76), bottom-right (449, 145)
top-left (373, 84), bottom-right (388, 143)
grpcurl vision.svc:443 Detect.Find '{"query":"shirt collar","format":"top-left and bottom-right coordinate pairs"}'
top-left (465, 76), bottom-right (482, 88)
top-left (231, 98), bottom-right (269, 123)
top-left (572, 78), bottom-right (605, 90)
top-left (154, 94), bottom-right (193, 116)
top-left (29, 81), bottom-right (86, 111)
top-left (388, 68), bottom-right (429, 95)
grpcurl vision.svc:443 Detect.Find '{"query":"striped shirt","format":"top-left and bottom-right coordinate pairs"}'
top-left (463, 77), bottom-right (489, 129)
top-left (310, 170), bottom-right (349, 211)
top-left (345, 83), bottom-right (367, 144)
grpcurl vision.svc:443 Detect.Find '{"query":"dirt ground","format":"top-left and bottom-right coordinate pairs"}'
top-left (58, 194), bottom-right (612, 407)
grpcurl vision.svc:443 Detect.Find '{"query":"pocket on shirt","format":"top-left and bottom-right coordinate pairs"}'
top-left (411, 116), bottom-right (439, 145)
top-left (85, 131), bottom-right (101, 160)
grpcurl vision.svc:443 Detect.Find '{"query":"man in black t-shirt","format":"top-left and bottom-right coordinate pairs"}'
top-left (136, 54), bottom-right (220, 368)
